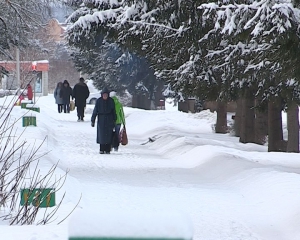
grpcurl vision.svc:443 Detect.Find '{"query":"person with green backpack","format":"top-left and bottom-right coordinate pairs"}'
top-left (110, 91), bottom-right (126, 151)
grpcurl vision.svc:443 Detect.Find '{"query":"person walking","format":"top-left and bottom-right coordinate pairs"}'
top-left (72, 77), bottom-right (90, 121)
top-left (61, 80), bottom-right (73, 113)
top-left (54, 82), bottom-right (64, 113)
top-left (91, 87), bottom-right (117, 154)
top-left (110, 91), bottom-right (125, 152)
top-left (27, 83), bottom-right (33, 101)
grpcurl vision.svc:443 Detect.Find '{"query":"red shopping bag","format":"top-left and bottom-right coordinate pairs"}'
top-left (119, 126), bottom-right (128, 146)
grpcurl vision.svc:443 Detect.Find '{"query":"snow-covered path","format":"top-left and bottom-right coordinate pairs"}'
top-left (38, 98), bottom-right (259, 239)
top-left (2, 95), bottom-right (300, 240)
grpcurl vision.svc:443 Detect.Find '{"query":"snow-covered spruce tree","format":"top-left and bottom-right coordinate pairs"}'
top-left (69, 40), bottom-right (160, 109)
top-left (70, 41), bottom-right (156, 96)
top-left (65, 0), bottom-right (238, 131)
top-left (200, 0), bottom-right (300, 152)
top-left (65, 0), bottom-right (166, 109)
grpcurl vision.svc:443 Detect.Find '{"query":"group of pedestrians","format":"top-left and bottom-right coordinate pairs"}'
top-left (54, 77), bottom-right (90, 121)
top-left (91, 88), bottom-right (125, 154)
top-left (54, 77), bottom-right (126, 154)
top-left (54, 80), bottom-right (72, 113)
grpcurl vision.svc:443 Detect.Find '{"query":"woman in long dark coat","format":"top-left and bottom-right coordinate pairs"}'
top-left (54, 82), bottom-right (64, 113)
top-left (61, 80), bottom-right (73, 113)
top-left (91, 87), bottom-right (117, 154)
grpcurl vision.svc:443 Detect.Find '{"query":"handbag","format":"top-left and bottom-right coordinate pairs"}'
top-left (119, 126), bottom-right (128, 145)
top-left (70, 100), bottom-right (75, 111)
top-left (119, 116), bottom-right (128, 145)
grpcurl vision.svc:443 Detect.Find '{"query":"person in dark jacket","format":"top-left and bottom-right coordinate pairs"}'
top-left (54, 82), bottom-right (64, 113)
top-left (72, 77), bottom-right (90, 121)
top-left (91, 87), bottom-right (117, 154)
top-left (61, 80), bottom-right (73, 113)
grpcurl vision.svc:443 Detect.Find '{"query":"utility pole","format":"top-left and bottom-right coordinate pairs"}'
top-left (32, 61), bottom-right (37, 104)
top-left (16, 48), bottom-right (20, 89)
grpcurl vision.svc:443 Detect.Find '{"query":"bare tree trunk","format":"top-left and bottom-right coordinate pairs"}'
top-left (268, 99), bottom-right (285, 152)
top-left (215, 101), bottom-right (227, 134)
top-left (234, 99), bottom-right (242, 137)
top-left (239, 91), bottom-right (255, 143)
top-left (287, 102), bottom-right (299, 153)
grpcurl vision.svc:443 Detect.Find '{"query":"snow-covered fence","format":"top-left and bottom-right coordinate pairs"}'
top-left (68, 210), bottom-right (193, 240)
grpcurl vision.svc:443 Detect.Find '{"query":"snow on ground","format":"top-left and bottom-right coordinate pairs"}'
top-left (0, 95), bottom-right (300, 240)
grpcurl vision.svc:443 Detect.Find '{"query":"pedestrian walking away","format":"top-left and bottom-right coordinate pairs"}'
top-left (61, 80), bottom-right (73, 113)
top-left (54, 82), bottom-right (64, 113)
top-left (91, 87), bottom-right (117, 154)
top-left (72, 77), bottom-right (90, 121)
top-left (110, 91), bottom-right (126, 152)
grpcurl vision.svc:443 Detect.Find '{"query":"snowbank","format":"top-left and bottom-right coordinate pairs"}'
top-left (69, 209), bottom-right (193, 239)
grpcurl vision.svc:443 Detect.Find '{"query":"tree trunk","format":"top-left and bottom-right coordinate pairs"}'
top-left (239, 92), bottom-right (255, 143)
top-left (254, 99), bottom-right (268, 145)
top-left (150, 100), bottom-right (156, 110)
top-left (268, 99), bottom-right (285, 152)
top-left (132, 94), bottom-right (138, 108)
top-left (154, 80), bottom-right (164, 107)
top-left (287, 102), bottom-right (299, 153)
top-left (178, 100), bottom-right (188, 113)
top-left (215, 101), bottom-right (227, 133)
top-left (234, 99), bottom-right (242, 137)
top-left (255, 110), bottom-right (268, 145)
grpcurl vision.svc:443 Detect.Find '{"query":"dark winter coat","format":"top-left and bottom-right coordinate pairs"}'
top-left (54, 83), bottom-right (63, 105)
top-left (91, 97), bottom-right (117, 144)
top-left (61, 80), bottom-right (73, 104)
top-left (72, 82), bottom-right (89, 108)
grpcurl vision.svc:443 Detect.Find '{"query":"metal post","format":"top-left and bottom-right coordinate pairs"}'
top-left (16, 48), bottom-right (20, 89)
top-left (32, 61), bottom-right (37, 104)
top-left (33, 76), bottom-right (36, 104)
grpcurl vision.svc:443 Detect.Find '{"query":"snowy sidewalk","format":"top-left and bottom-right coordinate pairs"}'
top-left (7, 95), bottom-right (300, 240)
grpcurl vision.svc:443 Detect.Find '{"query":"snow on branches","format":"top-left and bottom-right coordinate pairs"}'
top-left (66, 0), bottom-right (300, 102)
top-left (200, 0), bottom-right (300, 37)
top-left (199, 0), bottom-right (300, 102)
top-left (66, 0), bottom-right (187, 46)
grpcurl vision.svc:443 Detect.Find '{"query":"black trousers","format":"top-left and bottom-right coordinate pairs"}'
top-left (100, 144), bottom-right (111, 152)
top-left (76, 106), bottom-right (84, 119)
top-left (112, 124), bottom-right (121, 149)
top-left (58, 104), bottom-right (63, 113)
top-left (63, 102), bottom-right (70, 113)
